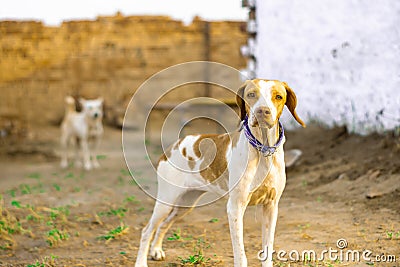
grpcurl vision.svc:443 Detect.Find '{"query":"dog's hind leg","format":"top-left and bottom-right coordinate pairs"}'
top-left (60, 129), bottom-right (70, 169)
top-left (73, 137), bottom-right (83, 168)
top-left (149, 190), bottom-right (205, 261)
top-left (135, 200), bottom-right (175, 267)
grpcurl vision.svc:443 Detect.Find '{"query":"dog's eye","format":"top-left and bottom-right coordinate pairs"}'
top-left (247, 92), bottom-right (256, 98)
top-left (276, 95), bottom-right (283, 100)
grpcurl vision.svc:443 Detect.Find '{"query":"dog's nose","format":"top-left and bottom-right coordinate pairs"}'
top-left (256, 107), bottom-right (271, 115)
top-left (94, 113), bottom-right (99, 118)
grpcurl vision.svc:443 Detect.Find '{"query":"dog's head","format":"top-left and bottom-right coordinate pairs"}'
top-left (79, 97), bottom-right (104, 120)
top-left (236, 79), bottom-right (305, 128)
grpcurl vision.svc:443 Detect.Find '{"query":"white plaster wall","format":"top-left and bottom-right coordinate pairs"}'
top-left (256, 0), bottom-right (400, 134)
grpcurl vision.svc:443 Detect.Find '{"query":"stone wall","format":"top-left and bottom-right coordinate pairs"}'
top-left (0, 14), bottom-right (246, 126)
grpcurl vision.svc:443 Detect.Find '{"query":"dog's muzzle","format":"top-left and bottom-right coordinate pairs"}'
top-left (254, 107), bottom-right (273, 128)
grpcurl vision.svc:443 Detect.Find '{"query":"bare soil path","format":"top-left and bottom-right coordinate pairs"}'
top-left (0, 125), bottom-right (399, 266)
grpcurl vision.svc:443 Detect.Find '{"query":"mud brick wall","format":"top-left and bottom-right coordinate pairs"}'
top-left (0, 15), bottom-right (246, 126)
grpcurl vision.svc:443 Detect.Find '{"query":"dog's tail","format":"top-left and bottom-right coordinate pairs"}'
top-left (65, 96), bottom-right (76, 113)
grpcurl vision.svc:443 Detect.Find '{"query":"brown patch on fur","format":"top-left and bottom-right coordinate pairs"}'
top-left (182, 147), bottom-right (187, 157)
top-left (271, 83), bottom-right (287, 120)
top-left (192, 134), bottom-right (231, 182)
top-left (173, 138), bottom-right (183, 150)
top-left (159, 153), bottom-right (167, 162)
top-left (249, 186), bottom-right (277, 206)
top-left (159, 139), bottom-right (181, 163)
top-left (282, 82), bottom-right (306, 127)
top-left (236, 82), bottom-right (247, 121)
top-left (188, 156), bottom-right (195, 170)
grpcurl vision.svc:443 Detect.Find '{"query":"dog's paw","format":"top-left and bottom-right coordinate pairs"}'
top-left (60, 160), bottom-right (68, 169)
top-left (84, 162), bottom-right (92, 171)
top-left (92, 160), bottom-right (100, 168)
top-left (150, 248), bottom-right (165, 261)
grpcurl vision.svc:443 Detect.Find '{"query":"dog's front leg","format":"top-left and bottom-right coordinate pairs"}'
top-left (91, 135), bottom-right (101, 168)
top-left (227, 196), bottom-right (248, 267)
top-left (261, 202), bottom-right (279, 267)
top-left (81, 138), bottom-right (92, 170)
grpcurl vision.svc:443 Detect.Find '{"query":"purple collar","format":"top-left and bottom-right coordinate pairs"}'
top-left (241, 115), bottom-right (285, 157)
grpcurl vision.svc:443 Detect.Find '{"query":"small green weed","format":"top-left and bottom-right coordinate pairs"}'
top-left (19, 184), bottom-right (32, 195)
top-left (98, 207), bottom-right (128, 218)
top-left (120, 168), bottom-right (131, 176)
top-left (27, 173), bottom-right (41, 179)
top-left (137, 207), bottom-right (145, 212)
top-left (6, 189), bottom-right (16, 197)
top-left (298, 223), bottom-right (311, 231)
top-left (46, 228), bottom-right (69, 247)
top-left (48, 206), bottom-right (70, 221)
top-left (97, 225), bottom-right (129, 241)
top-left (117, 176), bottom-right (125, 186)
top-left (26, 261), bottom-right (45, 267)
top-left (386, 231), bottom-right (393, 239)
top-left (385, 230), bottom-right (400, 239)
top-left (52, 184), bottom-right (61, 192)
top-left (64, 172), bottom-right (74, 179)
top-left (178, 238), bottom-right (211, 265)
top-left (123, 195), bottom-right (140, 204)
top-left (167, 228), bottom-right (182, 241)
top-left (11, 200), bottom-right (23, 208)
top-left (26, 254), bottom-right (58, 267)
top-left (128, 179), bottom-right (138, 186)
top-left (209, 218), bottom-right (219, 223)
top-left (96, 154), bottom-right (107, 160)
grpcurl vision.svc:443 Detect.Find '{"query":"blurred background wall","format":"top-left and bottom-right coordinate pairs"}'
top-left (0, 14), bottom-right (246, 131)
top-left (256, 0), bottom-right (400, 134)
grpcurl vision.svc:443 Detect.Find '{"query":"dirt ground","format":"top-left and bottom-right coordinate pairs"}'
top-left (0, 123), bottom-right (399, 267)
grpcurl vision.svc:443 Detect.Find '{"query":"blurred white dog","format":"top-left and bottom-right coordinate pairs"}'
top-left (60, 96), bottom-right (104, 170)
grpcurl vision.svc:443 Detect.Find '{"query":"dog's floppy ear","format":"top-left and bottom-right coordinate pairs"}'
top-left (236, 81), bottom-right (248, 121)
top-left (283, 82), bottom-right (306, 127)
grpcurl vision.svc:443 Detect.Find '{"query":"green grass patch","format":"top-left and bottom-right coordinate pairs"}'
top-left (98, 207), bottom-right (128, 218)
top-left (46, 228), bottom-right (69, 247)
top-left (167, 228), bottom-right (182, 241)
top-left (178, 238), bottom-right (211, 265)
top-left (123, 195), bottom-right (140, 204)
top-left (96, 154), bottom-right (107, 160)
top-left (97, 225), bottom-right (129, 241)
top-left (52, 184), bottom-right (61, 192)
top-left (27, 172), bottom-right (41, 179)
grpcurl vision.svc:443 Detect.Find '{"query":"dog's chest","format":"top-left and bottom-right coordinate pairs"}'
top-left (247, 154), bottom-right (285, 206)
top-left (88, 123), bottom-right (103, 137)
top-left (248, 177), bottom-right (277, 205)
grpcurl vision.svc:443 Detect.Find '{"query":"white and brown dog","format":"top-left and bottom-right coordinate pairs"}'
top-left (135, 79), bottom-right (305, 267)
top-left (60, 96), bottom-right (104, 170)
